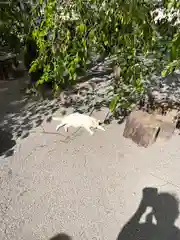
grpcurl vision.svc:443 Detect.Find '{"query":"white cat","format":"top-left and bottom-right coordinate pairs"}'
top-left (52, 112), bottom-right (105, 135)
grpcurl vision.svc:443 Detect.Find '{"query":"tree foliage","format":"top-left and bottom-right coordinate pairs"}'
top-left (1, 0), bottom-right (180, 112)
top-left (0, 0), bottom-right (31, 52)
top-left (29, 0), bottom-right (162, 108)
top-left (161, 0), bottom-right (180, 77)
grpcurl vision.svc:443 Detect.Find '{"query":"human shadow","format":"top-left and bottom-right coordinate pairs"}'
top-left (117, 187), bottom-right (180, 240)
top-left (49, 233), bottom-right (72, 240)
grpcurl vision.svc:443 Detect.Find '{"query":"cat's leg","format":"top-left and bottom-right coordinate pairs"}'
top-left (84, 126), bottom-right (94, 135)
top-left (97, 125), bottom-right (105, 131)
top-left (64, 124), bottom-right (70, 132)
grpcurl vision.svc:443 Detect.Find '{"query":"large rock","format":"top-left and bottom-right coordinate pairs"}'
top-left (123, 110), bottom-right (178, 147)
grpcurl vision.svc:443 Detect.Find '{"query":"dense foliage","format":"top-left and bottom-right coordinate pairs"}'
top-left (162, 0), bottom-right (180, 77)
top-left (0, 1), bottom-right (31, 52)
top-left (0, 0), bottom-right (180, 111)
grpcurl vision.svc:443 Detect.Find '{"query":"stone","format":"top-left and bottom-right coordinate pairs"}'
top-left (123, 109), bottom-right (179, 147)
top-left (153, 109), bottom-right (178, 141)
top-left (123, 110), bottom-right (160, 147)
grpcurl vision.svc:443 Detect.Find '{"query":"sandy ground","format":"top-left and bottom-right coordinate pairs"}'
top-left (1, 58), bottom-right (180, 240)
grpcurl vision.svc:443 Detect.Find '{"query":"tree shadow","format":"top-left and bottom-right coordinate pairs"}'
top-left (149, 71), bottom-right (180, 111)
top-left (0, 128), bottom-right (16, 157)
top-left (0, 55), bottom-right (117, 158)
top-left (58, 55), bottom-right (115, 112)
top-left (56, 55), bottom-right (128, 124)
top-left (155, 72), bottom-right (180, 100)
top-left (49, 233), bottom-right (72, 240)
top-left (117, 187), bottom-right (180, 240)
top-left (2, 53), bottom-right (180, 158)
top-left (0, 70), bottom-right (62, 157)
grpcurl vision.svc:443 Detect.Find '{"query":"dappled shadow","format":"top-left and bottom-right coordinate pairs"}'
top-left (57, 56), bottom-right (122, 124)
top-left (0, 56), bottom-right (118, 158)
top-left (0, 68), bottom-right (63, 157)
top-left (66, 57), bottom-right (180, 126)
top-left (2, 53), bottom-right (180, 158)
top-left (150, 71), bottom-right (180, 110)
top-left (117, 187), bottom-right (180, 240)
top-left (11, 68), bottom-right (25, 79)
top-left (154, 72), bottom-right (180, 101)
top-left (49, 233), bottom-right (72, 240)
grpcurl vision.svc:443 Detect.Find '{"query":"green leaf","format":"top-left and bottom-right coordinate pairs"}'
top-left (161, 70), bottom-right (167, 77)
top-left (110, 95), bottom-right (120, 113)
top-left (78, 23), bottom-right (86, 34)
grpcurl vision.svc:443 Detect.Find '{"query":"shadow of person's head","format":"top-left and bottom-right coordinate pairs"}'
top-left (49, 233), bottom-right (72, 240)
top-left (153, 193), bottom-right (179, 226)
top-left (117, 188), bottom-right (180, 240)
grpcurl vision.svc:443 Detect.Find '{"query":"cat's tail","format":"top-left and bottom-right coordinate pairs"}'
top-left (52, 116), bottom-right (63, 121)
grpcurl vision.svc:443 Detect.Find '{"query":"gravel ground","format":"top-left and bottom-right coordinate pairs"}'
top-left (1, 57), bottom-right (180, 240)
top-left (1, 108), bottom-right (180, 240)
